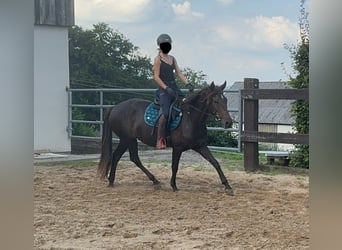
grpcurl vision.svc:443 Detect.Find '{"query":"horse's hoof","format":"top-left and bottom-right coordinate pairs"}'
top-left (225, 188), bottom-right (234, 196)
top-left (108, 183), bottom-right (114, 188)
top-left (153, 179), bottom-right (160, 185)
top-left (172, 187), bottom-right (178, 192)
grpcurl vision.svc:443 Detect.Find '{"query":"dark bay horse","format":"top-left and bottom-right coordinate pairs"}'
top-left (98, 81), bottom-right (234, 195)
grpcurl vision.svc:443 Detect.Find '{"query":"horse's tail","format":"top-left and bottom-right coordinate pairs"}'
top-left (98, 107), bottom-right (113, 179)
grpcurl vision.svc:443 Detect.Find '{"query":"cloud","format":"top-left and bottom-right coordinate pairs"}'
top-left (75, 0), bottom-right (151, 24)
top-left (216, 0), bottom-right (235, 5)
top-left (246, 16), bottom-right (299, 48)
top-left (215, 15), bottom-right (299, 50)
top-left (172, 1), bottom-right (204, 20)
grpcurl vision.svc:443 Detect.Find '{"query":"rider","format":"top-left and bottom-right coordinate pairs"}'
top-left (153, 33), bottom-right (194, 149)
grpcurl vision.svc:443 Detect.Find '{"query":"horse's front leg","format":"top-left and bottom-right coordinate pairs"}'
top-left (170, 148), bottom-right (183, 192)
top-left (193, 146), bottom-right (234, 195)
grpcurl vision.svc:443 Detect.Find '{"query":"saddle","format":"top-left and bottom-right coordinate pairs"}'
top-left (144, 101), bottom-right (182, 131)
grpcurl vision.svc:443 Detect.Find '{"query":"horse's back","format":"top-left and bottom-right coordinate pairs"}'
top-left (111, 98), bottom-right (149, 113)
top-left (108, 98), bottom-right (152, 139)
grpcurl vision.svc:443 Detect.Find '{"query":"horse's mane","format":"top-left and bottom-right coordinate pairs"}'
top-left (184, 84), bottom-right (223, 106)
top-left (183, 86), bottom-right (210, 105)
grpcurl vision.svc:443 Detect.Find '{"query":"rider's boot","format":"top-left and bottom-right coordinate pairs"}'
top-left (156, 115), bottom-right (167, 149)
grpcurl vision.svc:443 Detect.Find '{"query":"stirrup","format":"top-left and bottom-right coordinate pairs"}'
top-left (156, 137), bottom-right (166, 149)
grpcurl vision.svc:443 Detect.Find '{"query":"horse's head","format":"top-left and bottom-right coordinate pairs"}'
top-left (205, 81), bottom-right (233, 129)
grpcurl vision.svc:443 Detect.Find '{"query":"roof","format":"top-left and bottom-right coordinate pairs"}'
top-left (35, 0), bottom-right (75, 27)
top-left (226, 81), bottom-right (294, 125)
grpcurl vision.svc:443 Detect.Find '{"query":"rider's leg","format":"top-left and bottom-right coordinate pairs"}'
top-left (156, 114), bottom-right (167, 149)
top-left (156, 89), bottom-right (172, 150)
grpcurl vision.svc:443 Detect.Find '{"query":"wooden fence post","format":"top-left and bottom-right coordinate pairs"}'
top-left (243, 78), bottom-right (260, 171)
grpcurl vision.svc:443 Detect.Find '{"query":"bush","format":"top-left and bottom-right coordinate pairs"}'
top-left (284, 0), bottom-right (309, 168)
top-left (72, 108), bottom-right (98, 137)
top-left (207, 117), bottom-right (238, 148)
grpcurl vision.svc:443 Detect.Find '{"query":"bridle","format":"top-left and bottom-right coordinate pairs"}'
top-left (183, 90), bottom-right (225, 119)
top-left (187, 103), bottom-right (216, 117)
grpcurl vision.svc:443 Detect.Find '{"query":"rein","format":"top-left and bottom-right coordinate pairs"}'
top-left (187, 103), bottom-right (216, 117)
top-left (183, 92), bottom-right (221, 118)
top-left (183, 88), bottom-right (226, 117)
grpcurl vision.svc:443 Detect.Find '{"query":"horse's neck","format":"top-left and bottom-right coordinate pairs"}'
top-left (185, 100), bottom-right (209, 125)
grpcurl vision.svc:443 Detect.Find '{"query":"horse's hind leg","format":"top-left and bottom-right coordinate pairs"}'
top-left (108, 140), bottom-right (128, 187)
top-left (128, 139), bottom-right (160, 185)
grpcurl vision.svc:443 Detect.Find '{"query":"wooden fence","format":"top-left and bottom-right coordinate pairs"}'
top-left (241, 78), bottom-right (309, 171)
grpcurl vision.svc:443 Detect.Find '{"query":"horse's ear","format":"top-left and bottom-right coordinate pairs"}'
top-left (210, 81), bottom-right (215, 90)
top-left (219, 81), bottom-right (227, 91)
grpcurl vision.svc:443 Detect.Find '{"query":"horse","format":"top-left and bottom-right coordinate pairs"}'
top-left (98, 81), bottom-right (234, 195)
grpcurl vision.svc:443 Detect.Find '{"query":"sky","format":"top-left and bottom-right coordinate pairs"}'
top-left (74, 0), bottom-right (307, 86)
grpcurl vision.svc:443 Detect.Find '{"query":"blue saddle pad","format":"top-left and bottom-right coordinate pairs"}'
top-left (144, 103), bottom-right (182, 130)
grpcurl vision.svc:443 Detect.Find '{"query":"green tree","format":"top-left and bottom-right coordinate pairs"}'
top-left (69, 22), bottom-right (156, 107)
top-left (175, 67), bottom-right (209, 89)
top-left (284, 0), bottom-right (309, 168)
top-left (69, 23), bottom-right (154, 89)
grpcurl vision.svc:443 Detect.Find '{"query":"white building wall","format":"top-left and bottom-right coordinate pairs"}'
top-left (258, 124), bottom-right (295, 151)
top-left (34, 25), bottom-right (70, 152)
top-left (277, 125), bottom-right (295, 151)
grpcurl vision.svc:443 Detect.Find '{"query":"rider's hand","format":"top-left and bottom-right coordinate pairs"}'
top-left (166, 87), bottom-right (176, 97)
top-left (187, 83), bottom-right (194, 93)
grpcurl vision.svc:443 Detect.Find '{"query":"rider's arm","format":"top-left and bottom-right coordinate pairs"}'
top-left (153, 56), bottom-right (168, 90)
top-left (173, 57), bottom-right (188, 85)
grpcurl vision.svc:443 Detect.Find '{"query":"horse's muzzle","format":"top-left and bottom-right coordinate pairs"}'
top-left (221, 118), bottom-right (233, 129)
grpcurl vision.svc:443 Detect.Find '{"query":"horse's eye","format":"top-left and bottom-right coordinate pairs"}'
top-left (213, 95), bottom-right (221, 103)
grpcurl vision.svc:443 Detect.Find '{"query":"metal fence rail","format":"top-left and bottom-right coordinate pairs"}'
top-left (66, 88), bottom-right (241, 152)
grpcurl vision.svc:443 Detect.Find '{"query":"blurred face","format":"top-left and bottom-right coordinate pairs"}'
top-left (160, 42), bottom-right (172, 54)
